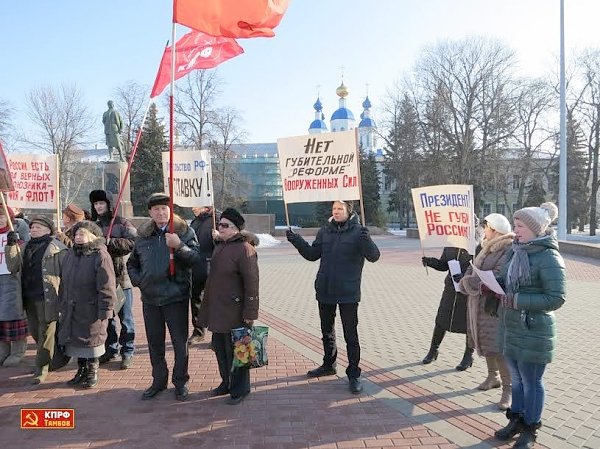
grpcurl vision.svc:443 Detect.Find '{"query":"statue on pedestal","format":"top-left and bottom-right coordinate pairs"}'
top-left (102, 100), bottom-right (125, 162)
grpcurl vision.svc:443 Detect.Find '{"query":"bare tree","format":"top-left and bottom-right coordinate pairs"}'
top-left (209, 107), bottom-right (247, 209)
top-left (24, 84), bottom-right (94, 205)
top-left (174, 70), bottom-right (222, 150)
top-left (0, 98), bottom-right (15, 149)
top-left (411, 37), bottom-right (517, 209)
top-left (114, 80), bottom-right (148, 158)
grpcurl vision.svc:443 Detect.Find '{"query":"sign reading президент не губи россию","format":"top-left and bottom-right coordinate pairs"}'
top-left (411, 184), bottom-right (477, 255)
top-left (5, 154), bottom-right (59, 209)
top-left (162, 150), bottom-right (213, 208)
top-left (277, 130), bottom-right (360, 204)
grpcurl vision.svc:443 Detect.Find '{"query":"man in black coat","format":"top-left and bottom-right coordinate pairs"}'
top-left (286, 200), bottom-right (380, 394)
top-left (188, 206), bottom-right (215, 345)
top-left (90, 189), bottom-right (138, 370)
top-left (127, 193), bottom-right (201, 401)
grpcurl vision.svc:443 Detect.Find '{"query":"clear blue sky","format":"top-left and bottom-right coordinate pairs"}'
top-left (3, 0), bottom-right (600, 148)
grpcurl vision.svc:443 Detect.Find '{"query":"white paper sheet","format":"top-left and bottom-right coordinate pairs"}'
top-left (448, 259), bottom-right (462, 292)
top-left (470, 262), bottom-right (506, 295)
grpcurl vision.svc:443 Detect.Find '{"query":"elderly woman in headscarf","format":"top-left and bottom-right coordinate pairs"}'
top-left (494, 202), bottom-right (565, 449)
top-left (58, 221), bottom-right (117, 389)
top-left (457, 213), bottom-right (514, 410)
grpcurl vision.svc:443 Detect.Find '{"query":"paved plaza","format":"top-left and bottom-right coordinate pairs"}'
top-left (0, 234), bottom-right (598, 448)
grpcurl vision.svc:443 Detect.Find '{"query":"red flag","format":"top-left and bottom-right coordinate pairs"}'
top-left (173, 0), bottom-right (290, 39)
top-left (151, 30), bottom-right (244, 98)
top-left (0, 141), bottom-right (14, 192)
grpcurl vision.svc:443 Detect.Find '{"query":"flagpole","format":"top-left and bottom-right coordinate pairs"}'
top-left (106, 101), bottom-right (152, 242)
top-left (168, 9), bottom-right (177, 276)
top-left (54, 154), bottom-right (62, 233)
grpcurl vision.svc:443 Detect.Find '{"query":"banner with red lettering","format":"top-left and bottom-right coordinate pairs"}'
top-left (276, 130), bottom-right (360, 204)
top-left (411, 184), bottom-right (476, 255)
top-left (6, 154), bottom-right (58, 209)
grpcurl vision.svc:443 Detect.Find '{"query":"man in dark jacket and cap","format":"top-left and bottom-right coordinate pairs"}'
top-left (89, 189), bottom-right (137, 369)
top-left (127, 193), bottom-right (201, 401)
top-left (188, 205), bottom-right (215, 345)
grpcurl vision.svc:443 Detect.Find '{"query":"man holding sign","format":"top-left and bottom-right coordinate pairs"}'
top-left (286, 200), bottom-right (380, 394)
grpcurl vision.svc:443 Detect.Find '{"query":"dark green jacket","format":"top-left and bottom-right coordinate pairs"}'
top-left (498, 233), bottom-right (566, 364)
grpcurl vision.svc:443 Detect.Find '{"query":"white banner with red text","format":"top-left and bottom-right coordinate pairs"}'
top-left (411, 184), bottom-right (477, 255)
top-left (277, 130), bottom-right (360, 204)
top-left (6, 154), bottom-right (58, 209)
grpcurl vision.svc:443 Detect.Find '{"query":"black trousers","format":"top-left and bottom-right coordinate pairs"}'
top-left (318, 302), bottom-right (361, 379)
top-left (142, 300), bottom-right (189, 389)
top-left (190, 281), bottom-right (205, 335)
top-left (212, 332), bottom-right (250, 398)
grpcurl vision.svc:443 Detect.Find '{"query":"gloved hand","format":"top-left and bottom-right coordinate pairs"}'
top-left (421, 256), bottom-right (436, 267)
top-left (452, 273), bottom-right (463, 283)
top-left (6, 231), bottom-right (19, 246)
top-left (285, 228), bottom-right (297, 242)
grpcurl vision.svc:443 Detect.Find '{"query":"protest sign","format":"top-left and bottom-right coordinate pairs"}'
top-left (0, 232), bottom-right (8, 275)
top-left (411, 184), bottom-right (476, 254)
top-left (162, 150), bottom-right (213, 207)
top-left (277, 130), bottom-right (360, 203)
top-left (5, 154), bottom-right (58, 209)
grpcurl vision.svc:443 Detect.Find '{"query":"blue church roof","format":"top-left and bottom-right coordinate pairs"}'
top-left (309, 119), bottom-right (328, 130)
top-left (331, 108), bottom-right (355, 121)
top-left (359, 117), bottom-right (376, 128)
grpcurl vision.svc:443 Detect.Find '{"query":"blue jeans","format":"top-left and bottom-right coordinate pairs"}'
top-left (106, 288), bottom-right (135, 357)
top-left (505, 357), bottom-right (546, 424)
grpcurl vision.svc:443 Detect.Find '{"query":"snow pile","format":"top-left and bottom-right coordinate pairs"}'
top-left (256, 234), bottom-right (281, 248)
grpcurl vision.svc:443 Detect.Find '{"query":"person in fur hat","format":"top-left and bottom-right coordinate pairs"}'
top-left (89, 189), bottom-right (137, 369)
top-left (127, 193), bottom-right (201, 401)
top-left (0, 207), bottom-right (29, 369)
top-left (286, 200), bottom-right (380, 395)
top-left (58, 221), bottom-right (116, 388)
top-left (457, 213), bottom-right (515, 410)
top-left (5, 214), bottom-right (67, 383)
top-left (494, 202), bottom-right (566, 448)
top-left (197, 207), bottom-right (259, 405)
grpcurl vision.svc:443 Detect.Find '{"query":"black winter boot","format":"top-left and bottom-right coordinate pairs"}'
top-left (495, 408), bottom-right (525, 441)
top-left (67, 359), bottom-right (87, 386)
top-left (422, 325), bottom-right (445, 364)
top-left (455, 338), bottom-right (474, 371)
top-left (82, 358), bottom-right (99, 389)
top-left (513, 422), bottom-right (541, 449)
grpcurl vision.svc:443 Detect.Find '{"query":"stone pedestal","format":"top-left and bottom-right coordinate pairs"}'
top-left (103, 161), bottom-right (133, 218)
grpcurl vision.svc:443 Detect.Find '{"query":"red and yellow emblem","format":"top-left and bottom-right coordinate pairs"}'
top-left (21, 409), bottom-right (75, 429)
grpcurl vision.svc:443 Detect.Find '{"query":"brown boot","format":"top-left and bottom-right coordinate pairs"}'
top-left (497, 356), bottom-right (512, 410)
top-left (477, 356), bottom-right (501, 390)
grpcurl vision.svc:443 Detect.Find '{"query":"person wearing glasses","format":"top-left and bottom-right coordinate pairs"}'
top-left (198, 207), bottom-right (259, 405)
top-left (127, 193), bottom-right (201, 402)
top-left (285, 200), bottom-right (380, 394)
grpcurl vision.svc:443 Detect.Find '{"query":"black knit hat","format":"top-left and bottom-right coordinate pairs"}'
top-left (29, 215), bottom-right (56, 235)
top-left (147, 193), bottom-right (170, 210)
top-left (220, 207), bottom-right (245, 230)
top-left (72, 221), bottom-right (104, 239)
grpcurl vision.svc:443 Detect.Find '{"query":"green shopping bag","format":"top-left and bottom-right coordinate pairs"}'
top-left (231, 325), bottom-right (269, 371)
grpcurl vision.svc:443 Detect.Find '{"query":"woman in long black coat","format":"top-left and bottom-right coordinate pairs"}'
top-left (421, 247), bottom-right (474, 370)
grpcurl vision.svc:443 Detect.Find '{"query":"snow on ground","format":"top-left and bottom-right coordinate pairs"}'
top-left (256, 233), bottom-right (281, 248)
